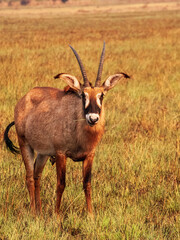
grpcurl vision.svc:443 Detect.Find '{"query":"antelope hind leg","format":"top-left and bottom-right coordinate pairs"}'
top-left (55, 153), bottom-right (66, 214)
top-left (18, 137), bottom-right (35, 213)
top-left (34, 154), bottom-right (49, 213)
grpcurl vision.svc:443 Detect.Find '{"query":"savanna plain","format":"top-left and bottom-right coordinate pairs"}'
top-left (0, 5), bottom-right (179, 240)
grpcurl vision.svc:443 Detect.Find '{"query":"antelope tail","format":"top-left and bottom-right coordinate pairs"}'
top-left (4, 121), bottom-right (20, 154)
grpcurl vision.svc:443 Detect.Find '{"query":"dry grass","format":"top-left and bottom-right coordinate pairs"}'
top-left (0, 1), bottom-right (180, 17)
top-left (0, 6), bottom-right (180, 240)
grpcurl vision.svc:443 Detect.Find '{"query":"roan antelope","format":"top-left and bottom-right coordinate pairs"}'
top-left (4, 43), bottom-right (130, 216)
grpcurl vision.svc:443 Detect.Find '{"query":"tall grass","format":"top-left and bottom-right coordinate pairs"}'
top-left (0, 8), bottom-right (179, 240)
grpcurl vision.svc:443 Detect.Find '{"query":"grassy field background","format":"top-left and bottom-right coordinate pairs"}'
top-left (0, 4), bottom-right (179, 240)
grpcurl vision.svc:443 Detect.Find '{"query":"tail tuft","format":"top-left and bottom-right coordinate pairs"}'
top-left (4, 121), bottom-right (20, 154)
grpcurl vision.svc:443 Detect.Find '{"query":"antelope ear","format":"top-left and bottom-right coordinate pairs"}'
top-left (102, 73), bottom-right (130, 92)
top-left (54, 73), bottom-right (81, 92)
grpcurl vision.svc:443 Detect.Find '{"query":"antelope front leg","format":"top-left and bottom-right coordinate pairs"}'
top-left (55, 153), bottom-right (66, 214)
top-left (82, 153), bottom-right (94, 216)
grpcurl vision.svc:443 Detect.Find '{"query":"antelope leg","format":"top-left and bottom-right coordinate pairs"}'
top-left (55, 153), bottom-right (66, 214)
top-left (34, 154), bottom-right (49, 213)
top-left (18, 137), bottom-right (35, 213)
top-left (82, 153), bottom-right (94, 216)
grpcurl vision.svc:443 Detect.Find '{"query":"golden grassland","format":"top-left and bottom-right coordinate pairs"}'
top-left (0, 6), bottom-right (180, 240)
top-left (0, 2), bottom-right (180, 16)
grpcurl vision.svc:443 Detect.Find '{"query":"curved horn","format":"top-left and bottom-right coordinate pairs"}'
top-left (95, 42), bottom-right (106, 87)
top-left (69, 45), bottom-right (90, 87)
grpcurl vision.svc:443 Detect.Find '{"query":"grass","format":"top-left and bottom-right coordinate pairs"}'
top-left (0, 6), bottom-right (180, 240)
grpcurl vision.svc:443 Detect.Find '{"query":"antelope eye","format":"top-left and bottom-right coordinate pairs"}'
top-left (100, 93), bottom-right (104, 100)
top-left (97, 93), bottom-right (104, 100)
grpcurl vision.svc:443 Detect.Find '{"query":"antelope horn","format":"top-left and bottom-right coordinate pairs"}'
top-left (95, 42), bottom-right (106, 87)
top-left (69, 45), bottom-right (90, 87)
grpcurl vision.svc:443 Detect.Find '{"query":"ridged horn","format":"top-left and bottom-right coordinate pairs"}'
top-left (95, 42), bottom-right (106, 87)
top-left (69, 45), bottom-right (90, 87)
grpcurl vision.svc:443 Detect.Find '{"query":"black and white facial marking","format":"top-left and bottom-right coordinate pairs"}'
top-left (82, 87), bottom-right (104, 126)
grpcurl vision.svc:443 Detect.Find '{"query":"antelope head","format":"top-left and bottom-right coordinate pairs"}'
top-left (55, 43), bottom-right (130, 127)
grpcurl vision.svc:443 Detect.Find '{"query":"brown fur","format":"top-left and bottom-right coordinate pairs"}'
top-left (13, 85), bottom-right (105, 216)
top-left (4, 65), bottom-right (129, 216)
